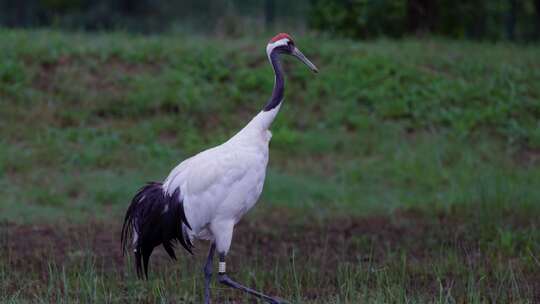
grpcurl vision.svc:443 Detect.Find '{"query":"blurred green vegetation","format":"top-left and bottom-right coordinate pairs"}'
top-left (0, 29), bottom-right (539, 222)
top-left (0, 0), bottom-right (309, 35)
top-left (1, 0), bottom-right (540, 41)
top-left (310, 0), bottom-right (540, 41)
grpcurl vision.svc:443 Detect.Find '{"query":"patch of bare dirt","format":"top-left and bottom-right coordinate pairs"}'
top-left (516, 146), bottom-right (540, 166)
top-left (0, 209), bottom-right (502, 271)
top-left (3, 220), bottom-right (123, 274)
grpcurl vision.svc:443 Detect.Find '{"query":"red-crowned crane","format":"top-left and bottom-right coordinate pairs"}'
top-left (121, 33), bottom-right (318, 304)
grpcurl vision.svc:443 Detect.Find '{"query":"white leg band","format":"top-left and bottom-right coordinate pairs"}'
top-left (218, 262), bottom-right (226, 273)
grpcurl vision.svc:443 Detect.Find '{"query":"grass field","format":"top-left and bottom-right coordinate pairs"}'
top-left (1, 29), bottom-right (540, 303)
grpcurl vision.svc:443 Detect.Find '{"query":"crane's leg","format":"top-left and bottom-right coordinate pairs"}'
top-left (211, 220), bottom-right (288, 304)
top-left (217, 253), bottom-right (288, 304)
top-left (203, 242), bottom-right (216, 304)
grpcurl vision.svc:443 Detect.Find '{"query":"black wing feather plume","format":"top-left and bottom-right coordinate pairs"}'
top-left (121, 182), bottom-right (193, 279)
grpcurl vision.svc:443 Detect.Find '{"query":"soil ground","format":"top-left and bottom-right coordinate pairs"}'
top-left (3, 208), bottom-right (539, 303)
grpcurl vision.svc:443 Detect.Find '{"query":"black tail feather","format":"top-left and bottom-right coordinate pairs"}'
top-left (163, 241), bottom-right (177, 260)
top-left (135, 250), bottom-right (143, 278)
top-left (121, 182), bottom-right (193, 279)
top-left (142, 249), bottom-right (151, 279)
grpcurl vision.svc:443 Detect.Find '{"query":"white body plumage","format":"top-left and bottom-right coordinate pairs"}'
top-left (162, 105), bottom-right (281, 254)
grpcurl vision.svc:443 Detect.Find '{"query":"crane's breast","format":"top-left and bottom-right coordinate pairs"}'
top-left (179, 147), bottom-right (269, 233)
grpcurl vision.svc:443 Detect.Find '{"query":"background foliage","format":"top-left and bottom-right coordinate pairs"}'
top-left (1, 0), bottom-right (540, 41)
top-left (310, 0), bottom-right (540, 41)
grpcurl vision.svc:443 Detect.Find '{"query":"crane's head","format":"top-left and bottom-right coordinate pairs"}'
top-left (266, 33), bottom-right (318, 73)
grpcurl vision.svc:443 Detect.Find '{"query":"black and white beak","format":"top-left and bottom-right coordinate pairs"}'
top-left (291, 47), bottom-right (319, 73)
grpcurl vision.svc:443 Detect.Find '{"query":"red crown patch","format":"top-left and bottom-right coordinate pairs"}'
top-left (269, 33), bottom-right (293, 43)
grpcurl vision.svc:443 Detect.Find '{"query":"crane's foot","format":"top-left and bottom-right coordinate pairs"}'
top-left (266, 297), bottom-right (290, 304)
top-left (218, 273), bottom-right (289, 304)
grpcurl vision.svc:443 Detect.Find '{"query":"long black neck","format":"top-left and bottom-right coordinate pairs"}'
top-left (263, 50), bottom-right (285, 112)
